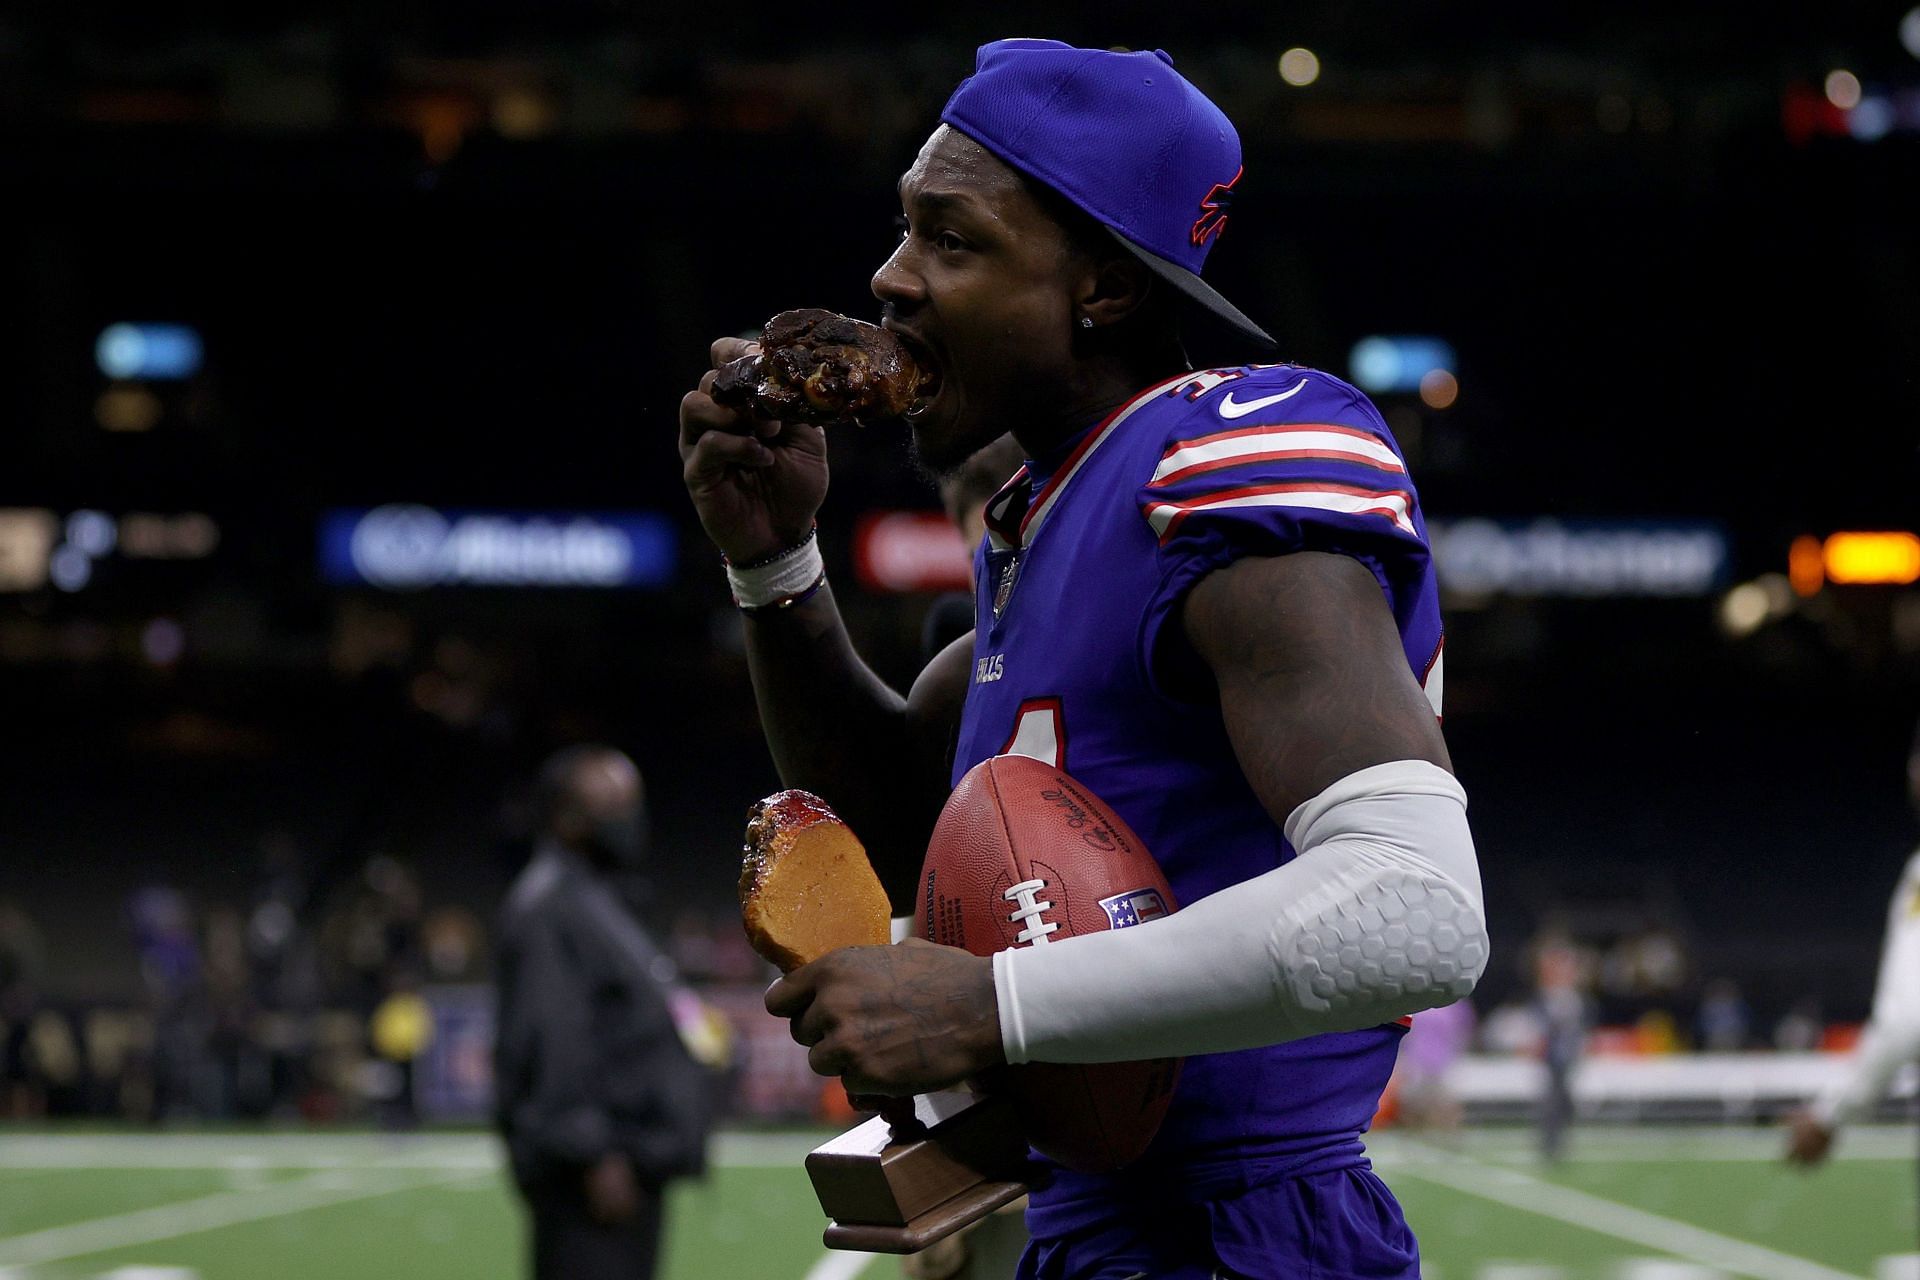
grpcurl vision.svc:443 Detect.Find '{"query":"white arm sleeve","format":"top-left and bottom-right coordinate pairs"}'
top-left (993, 759), bottom-right (1488, 1065)
top-left (1811, 850), bottom-right (1920, 1129)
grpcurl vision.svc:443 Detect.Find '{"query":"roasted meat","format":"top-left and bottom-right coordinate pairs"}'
top-left (712, 308), bottom-right (929, 424)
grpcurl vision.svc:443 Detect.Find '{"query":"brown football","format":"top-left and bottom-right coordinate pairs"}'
top-left (919, 755), bottom-right (1181, 1173)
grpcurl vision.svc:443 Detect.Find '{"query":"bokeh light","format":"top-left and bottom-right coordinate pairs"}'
top-left (1824, 531), bottom-right (1920, 584)
top-left (94, 385), bottom-right (162, 432)
top-left (1419, 368), bottom-right (1460, 410)
top-left (1849, 96), bottom-right (1895, 140)
top-left (141, 617), bottom-right (186, 666)
top-left (1824, 69), bottom-right (1862, 110)
top-left (1278, 48), bottom-right (1321, 87)
top-left (1789, 535), bottom-right (1825, 596)
top-left (48, 543), bottom-right (93, 592)
top-left (1719, 582), bottom-right (1771, 636)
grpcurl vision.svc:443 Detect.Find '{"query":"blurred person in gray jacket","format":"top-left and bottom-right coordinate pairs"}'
top-left (494, 746), bottom-right (715, 1280)
top-left (1532, 933), bottom-right (1591, 1163)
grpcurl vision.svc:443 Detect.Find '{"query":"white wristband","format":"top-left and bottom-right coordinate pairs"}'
top-left (726, 537), bottom-right (825, 609)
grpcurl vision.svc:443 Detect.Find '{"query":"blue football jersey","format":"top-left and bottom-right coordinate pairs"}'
top-left (954, 362), bottom-right (1445, 1229)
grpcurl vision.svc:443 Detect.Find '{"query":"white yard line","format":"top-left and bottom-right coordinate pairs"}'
top-left (0, 1136), bottom-right (493, 1171)
top-left (1393, 1146), bottom-right (1865, 1280)
top-left (0, 1126), bottom-right (1903, 1172)
top-left (1371, 1127), bottom-right (1919, 1165)
top-left (0, 1167), bottom-right (478, 1269)
top-left (802, 1249), bottom-right (880, 1280)
top-left (0, 1131), bottom-right (828, 1171)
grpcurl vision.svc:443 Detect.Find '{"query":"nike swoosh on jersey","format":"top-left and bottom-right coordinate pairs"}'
top-left (1216, 377), bottom-right (1310, 419)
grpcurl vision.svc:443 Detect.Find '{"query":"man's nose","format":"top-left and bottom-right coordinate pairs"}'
top-left (870, 242), bottom-right (925, 309)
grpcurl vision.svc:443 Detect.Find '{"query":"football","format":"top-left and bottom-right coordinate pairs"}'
top-left (919, 754), bottom-right (1181, 1173)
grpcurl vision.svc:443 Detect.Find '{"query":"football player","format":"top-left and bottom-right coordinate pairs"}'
top-left (1786, 726), bottom-right (1920, 1166)
top-left (679, 40), bottom-right (1488, 1278)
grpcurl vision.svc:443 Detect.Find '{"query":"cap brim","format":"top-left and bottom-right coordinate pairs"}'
top-left (1107, 228), bottom-right (1276, 352)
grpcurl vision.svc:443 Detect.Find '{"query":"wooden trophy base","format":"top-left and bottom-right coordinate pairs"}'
top-left (806, 1089), bottom-right (1029, 1253)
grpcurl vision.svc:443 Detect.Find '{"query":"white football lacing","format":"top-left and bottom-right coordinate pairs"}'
top-left (1004, 878), bottom-right (1059, 945)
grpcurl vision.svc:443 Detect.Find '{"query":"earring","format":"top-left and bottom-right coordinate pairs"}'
top-left (1079, 316), bottom-right (1094, 329)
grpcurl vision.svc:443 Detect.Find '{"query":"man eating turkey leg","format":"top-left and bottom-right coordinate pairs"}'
top-left (677, 39), bottom-right (1488, 1279)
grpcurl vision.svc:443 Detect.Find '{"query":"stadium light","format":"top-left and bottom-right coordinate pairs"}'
top-left (1350, 336), bottom-right (1457, 395)
top-left (48, 544), bottom-right (92, 592)
top-left (1718, 575), bottom-right (1796, 638)
top-left (1789, 535), bottom-right (1824, 596)
top-left (95, 323), bottom-right (204, 381)
top-left (1824, 69), bottom-right (1863, 110)
top-left (1278, 48), bottom-right (1320, 87)
top-left (1822, 531), bottom-right (1920, 585)
top-left (1719, 582), bottom-right (1771, 636)
top-left (1849, 96), bottom-right (1896, 141)
top-left (95, 386), bottom-right (161, 432)
top-left (1418, 369), bottom-right (1459, 410)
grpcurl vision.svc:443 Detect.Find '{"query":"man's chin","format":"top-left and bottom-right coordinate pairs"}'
top-left (906, 410), bottom-right (989, 479)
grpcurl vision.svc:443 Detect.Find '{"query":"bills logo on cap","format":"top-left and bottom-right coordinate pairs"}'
top-left (1190, 166), bottom-right (1241, 248)
top-left (939, 40), bottom-right (1275, 348)
top-left (1098, 888), bottom-right (1169, 929)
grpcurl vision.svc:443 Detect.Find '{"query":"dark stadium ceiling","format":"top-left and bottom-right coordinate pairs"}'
top-left (1, 0), bottom-right (1915, 131)
top-left (0, 0), bottom-right (1908, 58)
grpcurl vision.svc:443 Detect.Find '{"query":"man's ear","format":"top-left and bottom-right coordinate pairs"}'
top-left (1076, 253), bottom-right (1155, 329)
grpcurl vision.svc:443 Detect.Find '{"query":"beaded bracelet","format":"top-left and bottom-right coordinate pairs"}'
top-left (726, 524), bottom-right (817, 572)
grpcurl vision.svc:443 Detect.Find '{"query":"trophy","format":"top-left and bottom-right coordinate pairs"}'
top-left (805, 1087), bottom-right (1029, 1252)
top-left (740, 790), bottom-right (1032, 1252)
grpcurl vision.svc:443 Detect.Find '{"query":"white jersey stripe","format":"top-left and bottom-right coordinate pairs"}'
top-left (1152, 428), bottom-right (1405, 485)
top-left (1144, 487), bottom-right (1417, 540)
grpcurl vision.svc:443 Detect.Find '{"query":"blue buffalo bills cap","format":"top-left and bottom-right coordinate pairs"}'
top-left (941, 38), bottom-right (1275, 349)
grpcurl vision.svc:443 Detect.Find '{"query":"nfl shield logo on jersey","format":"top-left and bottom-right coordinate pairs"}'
top-left (1098, 888), bottom-right (1169, 929)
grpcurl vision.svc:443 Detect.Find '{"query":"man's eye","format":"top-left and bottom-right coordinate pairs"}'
top-left (892, 215), bottom-right (910, 241)
top-left (935, 231), bottom-right (968, 252)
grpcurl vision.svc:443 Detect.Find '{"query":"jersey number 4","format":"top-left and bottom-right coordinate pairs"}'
top-left (999, 646), bottom-right (1441, 774)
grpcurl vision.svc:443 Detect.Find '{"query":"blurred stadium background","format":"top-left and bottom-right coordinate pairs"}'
top-left (2, 1), bottom-right (1919, 1276)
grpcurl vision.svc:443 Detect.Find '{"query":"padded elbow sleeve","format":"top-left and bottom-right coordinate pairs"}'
top-left (994, 759), bottom-right (1489, 1065)
top-left (1273, 760), bottom-right (1487, 1029)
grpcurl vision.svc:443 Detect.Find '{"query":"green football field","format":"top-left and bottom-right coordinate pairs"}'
top-left (0, 1126), bottom-right (1915, 1279)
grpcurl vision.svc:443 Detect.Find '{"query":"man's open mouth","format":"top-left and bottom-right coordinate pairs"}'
top-left (884, 325), bottom-right (943, 419)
